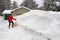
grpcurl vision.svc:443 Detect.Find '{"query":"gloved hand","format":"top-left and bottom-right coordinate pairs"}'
top-left (15, 19), bottom-right (16, 20)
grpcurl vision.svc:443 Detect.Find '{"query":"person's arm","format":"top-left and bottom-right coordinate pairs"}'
top-left (12, 16), bottom-right (16, 20)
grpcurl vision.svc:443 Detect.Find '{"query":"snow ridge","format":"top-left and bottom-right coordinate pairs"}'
top-left (20, 25), bottom-right (51, 40)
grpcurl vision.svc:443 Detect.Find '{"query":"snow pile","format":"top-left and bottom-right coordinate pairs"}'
top-left (16, 10), bottom-right (56, 32)
top-left (16, 10), bottom-right (60, 40)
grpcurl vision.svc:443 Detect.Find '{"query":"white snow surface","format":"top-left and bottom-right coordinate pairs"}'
top-left (0, 10), bottom-right (60, 40)
top-left (2, 10), bottom-right (13, 14)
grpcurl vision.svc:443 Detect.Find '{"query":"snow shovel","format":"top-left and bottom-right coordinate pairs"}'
top-left (13, 16), bottom-right (18, 27)
top-left (13, 21), bottom-right (18, 27)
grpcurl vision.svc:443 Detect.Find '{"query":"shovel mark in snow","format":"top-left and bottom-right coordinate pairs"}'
top-left (20, 25), bottom-right (51, 40)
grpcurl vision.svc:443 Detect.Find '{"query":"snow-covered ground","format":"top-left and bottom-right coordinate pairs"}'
top-left (0, 16), bottom-right (4, 22)
top-left (0, 10), bottom-right (60, 40)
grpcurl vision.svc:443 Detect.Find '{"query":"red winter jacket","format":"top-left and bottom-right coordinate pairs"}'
top-left (8, 16), bottom-right (15, 22)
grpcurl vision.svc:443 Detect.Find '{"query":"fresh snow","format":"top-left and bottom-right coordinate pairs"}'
top-left (0, 10), bottom-right (60, 40)
top-left (2, 10), bottom-right (13, 14)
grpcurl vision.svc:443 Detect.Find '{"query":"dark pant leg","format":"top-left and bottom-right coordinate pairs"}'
top-left (9, 22), bottom-right (11, 28)
top-left (12, 21), bottom-right (14, 27)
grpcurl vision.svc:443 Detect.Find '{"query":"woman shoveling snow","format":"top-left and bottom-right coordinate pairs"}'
top-left (8, 15), bottom-right (16, 29)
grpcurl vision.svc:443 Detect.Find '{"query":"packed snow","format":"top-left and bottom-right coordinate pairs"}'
top-left (0, 10), bottom-right (60, 40)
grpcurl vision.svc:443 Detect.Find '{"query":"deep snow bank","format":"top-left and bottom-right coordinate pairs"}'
top-left (16, 10), bottom-right (60, 40)
top-left (17, 10), bottom-right (60, 32)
